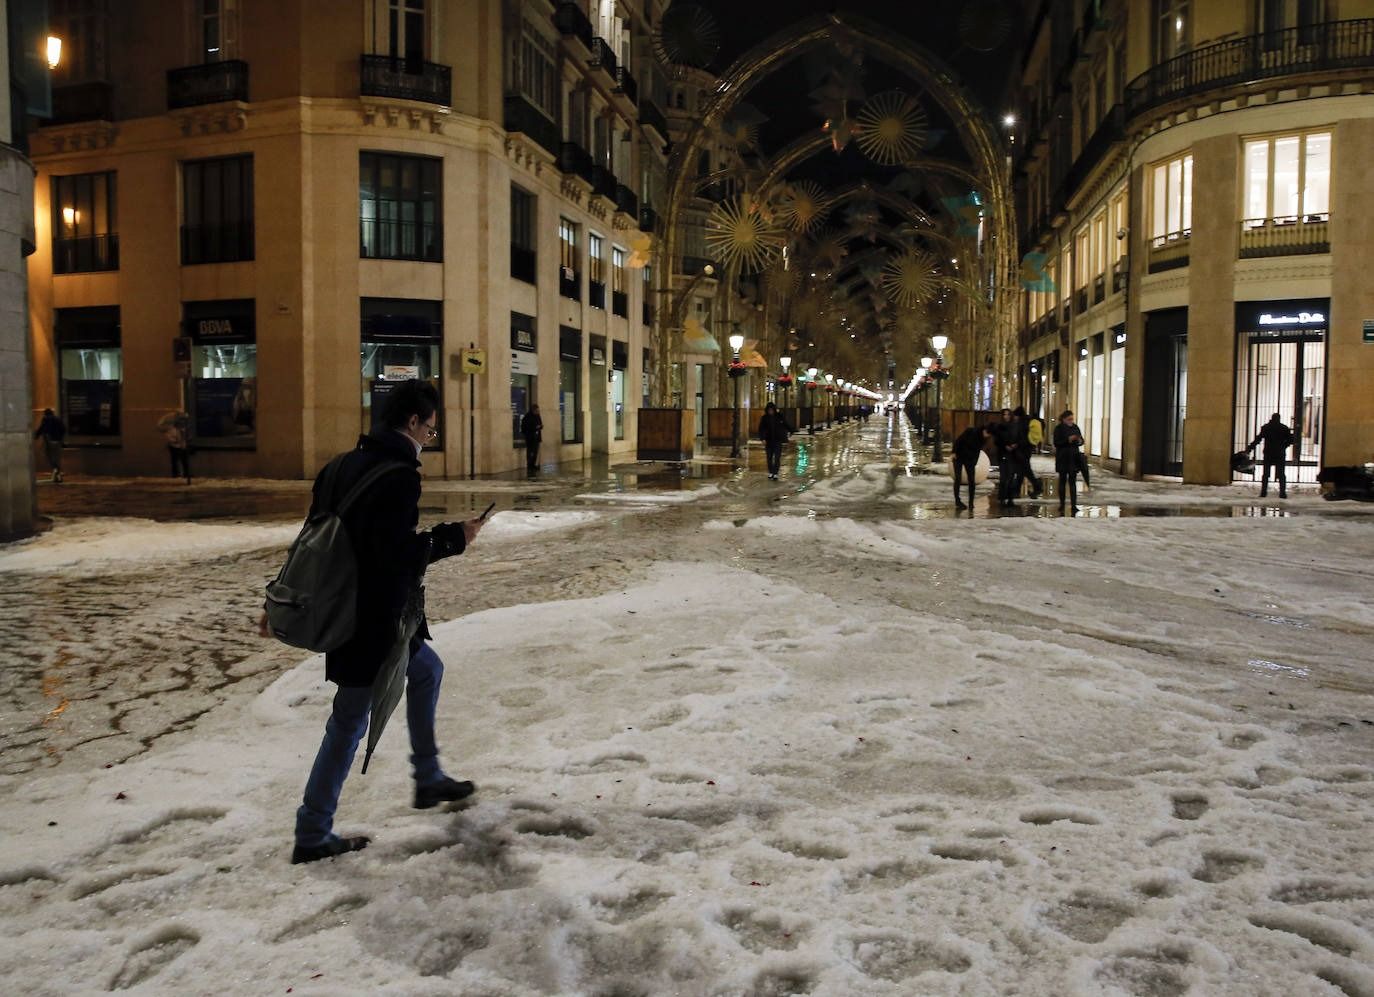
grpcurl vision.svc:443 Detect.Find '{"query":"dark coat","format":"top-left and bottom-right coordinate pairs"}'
top-left (1251, 418), bottom-right (1293, 459)
top-left (520, 410), bottom-right (542, 442)
top-left (34, 413), bottom-right (65, 442)
top-left (953, 426), bottom-right (986, 464)
top-left (1053, 421), bottom-right (1084, 474)
top-left (993, 419), bottom-right (1018, 458)
top-left (318, 430), bottom-right (461, 687)
top-left (758, 411), bottom-right (792, 446)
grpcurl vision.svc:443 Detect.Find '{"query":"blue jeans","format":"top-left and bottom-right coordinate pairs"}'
top-left (295, 642), bottom-right (447, 847)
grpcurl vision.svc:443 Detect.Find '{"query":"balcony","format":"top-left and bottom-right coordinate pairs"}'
top-left (360, 55), bottom-right (451, 106)
top-left (361, 217), bottom-right (442, 262)
top-left (1148, 230), bottom-right (1191, 273)
top-left (511, 246), bottom-right (537, 284)
top-left (167, 60), bottom-right (248, 109)
top-left (1125, 19), bottom-right (1374, 121)
top-left (559, 266), bottom-right (581, 300)
top-left (614, 183), bottom-right (638, 218)
top-left (1075, 288), bottom-right (1088, 313)
top-left (612, 290), bottom-right (628, 318)
top-left (553, 2), bottom-right (594, 53)
top-left (504, 94), bottom-right (559, 157)
top-left (53, 233), bottom-right (119, 274)
top-left (1239, 215), bottom-right (1330, 258)
top-left (589, 279), bottom-right (606, 309)
top-left (639, 204), bottom-right (659, 233)
top-left (49, 81), bottom-right (113, 124)
top-left (589, 37), bottom-right (618, 81)
top-left (589, 164), bottom-right (617, 200)
top-left (613, 66), bottom-right (638, 106)
top-left (181, 220), bottom-right (254, 266)
top-left (1093, 274), bottom-right (1105, 304)
top-left (1111, 256), bottom-right (1129, 293)
top-left (639, 97), bottom-right (669, 145)
top-left (558, 141), bottom-right (595, 185)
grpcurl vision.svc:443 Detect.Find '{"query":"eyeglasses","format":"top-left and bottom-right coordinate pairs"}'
top-left (423, 422), bottom-right (438, 440)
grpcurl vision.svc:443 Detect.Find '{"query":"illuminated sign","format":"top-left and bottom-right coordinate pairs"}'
top-left (1258, 311), bottom-right (1325, 326)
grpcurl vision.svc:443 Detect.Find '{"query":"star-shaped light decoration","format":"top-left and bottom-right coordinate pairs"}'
top-left (856, 91), bottom-right (929, 166)
top-left (881, 250), bottom-right (942, 309)
top-left (705, 197), bottom-right (785, 272)
top-left (776, 181), bottom-right (833, 234)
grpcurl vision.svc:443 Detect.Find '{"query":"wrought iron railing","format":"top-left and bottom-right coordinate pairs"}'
top-left (361, 217), bottom-right (442, 262)
top-left (50, 81), bottom-right (113, 124)
top-left (1093, 274), bottom-right (1105, 304)
top-left (589, 37), bottom-right (618, 79)
top-left (639, 97), bottom-right (668, 141)
top-left (360, 55), bottom-right (451, 106)
top-left (167, 60), bottom-right (248, 109)
top-left (181, 220), bottom-right (254, 265)
top-left (53, 234), bottom-right (119, 274)
top-left (1111, 256), bottom-right (1129, 293)
top-left (558, 141), bottom-right (594, 184)
top-left (553, 2), bottom-right (594, 51)
top-left (590, 164), bottom-right (617, 200)
top-left (559, 266), bottom-right (580, 300)
top-left (1148, 230), bottom-right (1191, 273)
top-left (614, 66), bottom-right (638, 105)
top-left (1239, 215), bottom-right (1330, 258)
top-left (614, 183), bottom-right (638, 217)
top-left (1125, 19), bottom-right (1374, 119)
top-left (504, 94), bottom-right (559, 156)
top-left (639, 204), bottom-right (658, 233)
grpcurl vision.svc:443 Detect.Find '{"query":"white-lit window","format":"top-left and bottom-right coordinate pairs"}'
top-left (1155, 0), bottom-right (1190, 62)
top-left (1149, 152), bottom-right (1192, 243)
top-left (1243, 130), bottom-right (1331, 224)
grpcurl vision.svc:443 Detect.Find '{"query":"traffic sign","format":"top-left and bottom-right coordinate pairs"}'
top-left (460, 349), bottom-right (487, 375)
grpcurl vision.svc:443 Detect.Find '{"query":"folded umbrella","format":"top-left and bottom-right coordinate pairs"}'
top-left (360, 581), bottom-right (425, 774)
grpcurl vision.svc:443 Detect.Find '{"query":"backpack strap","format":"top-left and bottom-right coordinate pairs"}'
top-left (334, 460), bottom-right (410, 517)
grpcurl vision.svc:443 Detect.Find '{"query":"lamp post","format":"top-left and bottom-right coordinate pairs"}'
top-left (728, 331), bottom-right (745, 459)
top-left (656, 262), bottom-right (714, 407)
top-left (930, 334), bottom-right (949, 463)
top-left (780, 355), bottom-right (792, 410)
top-left (806, 367), bottom-right (818, 434)
top-left (824, 374), bottom-right (834, 428)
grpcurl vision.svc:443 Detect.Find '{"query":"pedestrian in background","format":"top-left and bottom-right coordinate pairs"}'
top-left (952, 423), bottom-right (993, 510)
top-left (33, 408), bottom-right (66, 483)
top-left (1054, 409), bottom-right (1084, 513)
top-left (158, 411), bottom-right (192, 484)
top-left (757, 401), bottom-right (793, 480)
top-left (1012, 406), bottom-right (1043, 498)
top-left (1250, 412), bottom-right (1294, 498)
top-left (520, 404), bottom-right (543, 475)
top-left (994, 408), bottom-right (1019, 507)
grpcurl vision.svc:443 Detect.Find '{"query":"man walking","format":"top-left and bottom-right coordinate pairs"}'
top-left (33, 408), bottom-right (66, 482)
top-left (1250, 412), bottom-right (1294, 498)
top-left (757, 401), bottom-right (792, 480)
top-left (520, 404), bottom-right (543, 474)
top-left (285, 380), bottom-right (485, 864)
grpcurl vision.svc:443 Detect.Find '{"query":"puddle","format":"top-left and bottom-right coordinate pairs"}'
top-left (1248, 659), bottom-right (1311, 679)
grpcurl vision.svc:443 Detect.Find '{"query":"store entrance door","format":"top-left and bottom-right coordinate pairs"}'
top-left (1233, 329), bottom-right (1326, 484)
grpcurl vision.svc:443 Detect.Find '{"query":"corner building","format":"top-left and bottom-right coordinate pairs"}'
top-left (1014, 0), bottom-right (1374, 485)
top-left (27, 0), bottom-right (667, 478)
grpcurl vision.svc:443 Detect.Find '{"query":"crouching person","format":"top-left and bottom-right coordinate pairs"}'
top-left (281, 380), bottom-right (486, 864)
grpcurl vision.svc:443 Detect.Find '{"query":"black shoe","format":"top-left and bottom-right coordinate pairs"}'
top-left (1259, 490), bottom-right (1267, 498)
top-left (1071, 505), bottom-right (1080, 514)
top-left (955, 501), bottom-right (967, 510)
top-left (291, 834), bottom-right (370, 865)
top-left (1031, 483), bottom-right (1043, 498)
top-left (414, 776), bottom-right (476, 810)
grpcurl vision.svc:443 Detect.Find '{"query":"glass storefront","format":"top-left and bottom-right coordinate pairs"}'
top-left (1142, 308), bottom-right (1188, 477)
top-left (1233, 300), bottom-right (1327, 484)
top-left (1108, 327), bottom-right (1125, 460)
top-left (360, 298), bottom-right (442, 446)
top-left (612, 340), bottom-right (627, 440)
top-left (511, 312), bottom-right (537, 448)
top-left (56, 306), bottom-right (122, 441)
top-left (559, 325), bottom-right (581, 443)
top-left (184, 299), bottom-right (256, 447)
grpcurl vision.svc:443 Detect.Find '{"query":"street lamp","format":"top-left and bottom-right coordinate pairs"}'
top-left (779, 355), bottom-right (792, 410)
top-left (930, 335), bottom-right (949, 462)
top-left (824, 373), bottom-right (834, 428)
top-left (728, 331), bottom-right (745, 459)
top-left (806, 366), bottom-right (818, 434)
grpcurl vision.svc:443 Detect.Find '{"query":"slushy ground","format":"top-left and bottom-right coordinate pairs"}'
top-left (2, 418), bottom-right (1372, 996)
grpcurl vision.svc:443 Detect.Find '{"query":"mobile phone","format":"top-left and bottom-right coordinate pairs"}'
top-left (479, 502), bottom-right (496, 520)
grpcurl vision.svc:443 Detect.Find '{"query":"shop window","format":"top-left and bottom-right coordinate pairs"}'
top-left (1149, 152), bottom-right (1192, 247)
top-left (360, 298), bottom-right (442, 446)
top-left (1241, 131), bottom-right (1330, 257)
top-left (181, 154), bottom-right (253, 264)
top-left (559, 217), bottom-right (580, 299)
top-left (510, 312), bottom-right (537, 448)
top-left (52, 171), bottom-right (117, 273)
top-left (55, 306), bottom-right (121, 441)
top-left (612, 340), bottom-right (628, 440)
top-left (559, 325), bottom-right (582, 443)
top-left (1108, 328), bottom-right (1126, 460)
top-left (360, 152), bottom-right (442, 262)
top-left (510, 185), bottom-right (536, 283)
top-left (184, 299), bottom-right (256, 447)
top-left (611, 245), bottom-right (627, 317)
top-left (588, 233), bottom-right (605, 309)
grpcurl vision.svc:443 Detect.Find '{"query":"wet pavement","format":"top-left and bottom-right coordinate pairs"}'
top-left (5, 415), bottom-right (1371, 777)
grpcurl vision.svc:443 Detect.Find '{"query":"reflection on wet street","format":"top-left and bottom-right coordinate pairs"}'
top-left (5, 413), bottom-right (1368, 775)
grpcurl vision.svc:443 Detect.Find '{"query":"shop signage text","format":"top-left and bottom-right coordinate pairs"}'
top-left (1258, 311), bottom-right (1325, 327)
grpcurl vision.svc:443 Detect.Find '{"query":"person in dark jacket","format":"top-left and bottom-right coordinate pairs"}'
top-left (994, 408), bottom-right (1019, 506)
top-left (1012, 406), bottom-right (1043, 498)
top-left (1053, 410), bottom-right (1085, 513)
top-left (1249, 412), bottom-right (1294, 498)
top-left (285, 380), bottom-right (486, 864)
top-left (33, 408), bottom-right (66, 482)
top-left (952, 423), bottom-right (993, 510)
top-left (757, 402), bottom-right (792, 479)
top-left (520, 404), bottom-right (543, 474)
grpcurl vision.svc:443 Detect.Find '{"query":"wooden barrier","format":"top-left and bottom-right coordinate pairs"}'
top-left (636, 408), bottom-right (695, 460)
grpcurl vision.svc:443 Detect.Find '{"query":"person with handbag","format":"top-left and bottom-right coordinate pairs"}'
top-left (1249, 413), bottom-right (1294, 498)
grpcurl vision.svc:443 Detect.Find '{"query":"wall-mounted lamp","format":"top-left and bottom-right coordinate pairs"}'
top-left (46, 36), bottom-right (62, 70)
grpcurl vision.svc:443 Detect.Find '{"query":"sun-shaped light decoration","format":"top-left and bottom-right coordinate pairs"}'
top-left (855, 91), bottom-right (929, 166)
top-left (705, 198), bottom-right (785, 272)
top-left (881, 250), bottom-right (942, 309)
top-left (654, 4), bottom-right (721, 70)
top-left (775, 181), bottom-right (833, 235)
top-left (627, 232), bottom-right (654, 269)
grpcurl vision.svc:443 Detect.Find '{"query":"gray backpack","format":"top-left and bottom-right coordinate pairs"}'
top-left (264, 456), bottom-right (407, 652)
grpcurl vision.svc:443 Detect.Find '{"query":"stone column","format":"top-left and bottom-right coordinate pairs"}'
top-left (0, 143), bottom-right (36, 540)
top-left (1328, 117), bottom-right (1374, 468)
